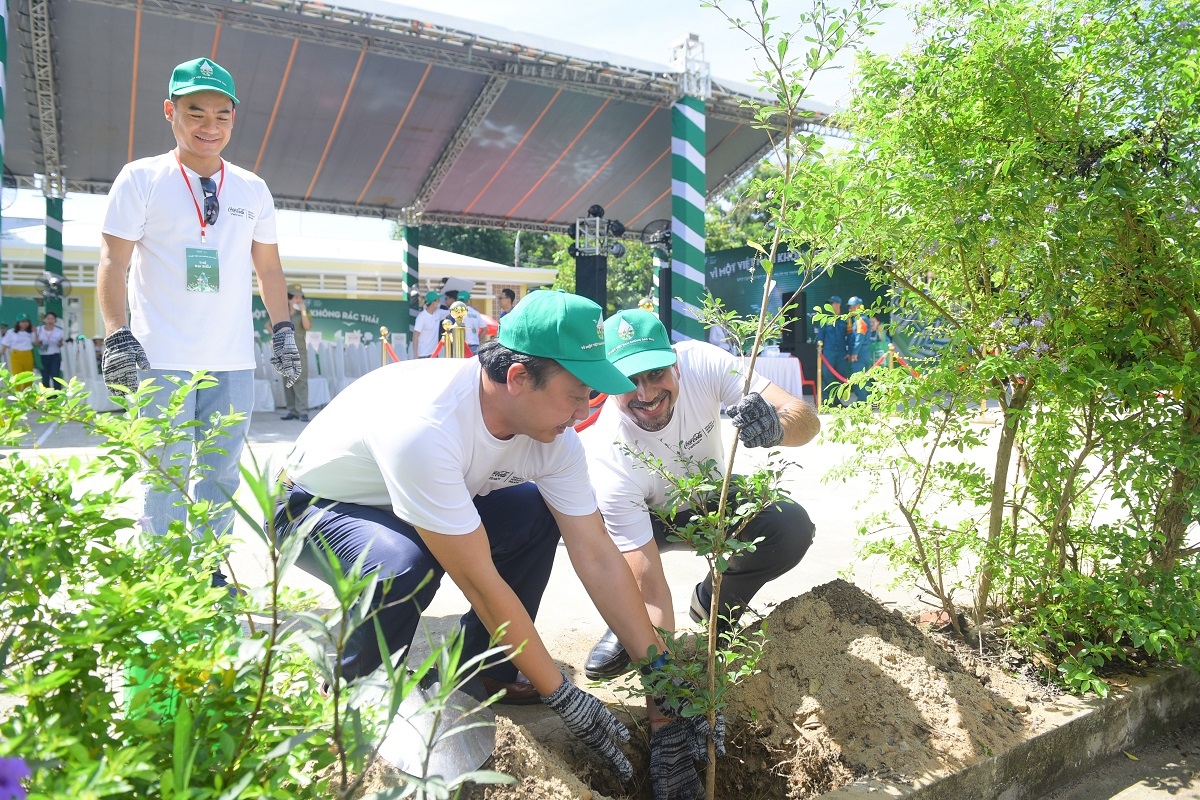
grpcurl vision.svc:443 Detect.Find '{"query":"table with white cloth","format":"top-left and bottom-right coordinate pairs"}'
top-left (741, 356), bottom-right (806, 398)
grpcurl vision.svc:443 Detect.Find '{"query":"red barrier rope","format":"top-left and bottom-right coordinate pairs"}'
top-left (428, 340), bottom-right (472, 359)
top-left (383, 340), bottom-right (401, 364)
top-left (819, 352), bottom-right (851, 383)
top-left (574, 393), bottom-right (609, 432)
top-left (872, 352), bottom-right (888, 368)
top-left (892, 354), bottom-right (921, 377)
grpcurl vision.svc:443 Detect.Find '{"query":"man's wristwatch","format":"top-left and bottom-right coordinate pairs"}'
top-left (273, 321), bottom-right (295, 333)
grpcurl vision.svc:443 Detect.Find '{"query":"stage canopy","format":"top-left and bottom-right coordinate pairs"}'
top-left (4, 0), bottom-right (840, 234)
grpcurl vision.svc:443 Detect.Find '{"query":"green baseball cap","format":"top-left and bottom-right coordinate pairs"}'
top-left (604, 308), bottom-right (678, 378)
top-left (424, 290), bottom-right (441, 304)
top-left (499, 290), bottom-right (634, 395)
top-left (169, 58), bottom-right (239, 104)
top-left (459, 291), bottom-right (472, 302)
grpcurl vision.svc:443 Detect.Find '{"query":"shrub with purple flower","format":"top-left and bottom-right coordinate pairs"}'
top-left (0, 757), bottom-right (30, 800)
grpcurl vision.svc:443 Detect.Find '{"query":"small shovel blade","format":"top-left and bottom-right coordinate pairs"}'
top-left (376, 681), bottom-right (497, 781)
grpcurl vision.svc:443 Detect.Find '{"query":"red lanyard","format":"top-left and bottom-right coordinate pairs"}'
top-left (175, 151), bottom-right (225, 244)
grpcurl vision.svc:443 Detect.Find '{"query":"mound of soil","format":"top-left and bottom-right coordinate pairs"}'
top-left (717, 579), bottom-right (1033, 797)
top-left (390, 580), bottom-right (1058, 800)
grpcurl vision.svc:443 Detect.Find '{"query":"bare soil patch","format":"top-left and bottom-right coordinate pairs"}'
top-left (375, 580), bottom-right (1063, 799)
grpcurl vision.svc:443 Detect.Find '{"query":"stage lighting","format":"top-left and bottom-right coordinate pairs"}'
top-left (610, 242), bottom-right (626, 257)
top-left (587, 204), bottom-right (606, 218)
top-left (607, 219), bottom-right (625, 238)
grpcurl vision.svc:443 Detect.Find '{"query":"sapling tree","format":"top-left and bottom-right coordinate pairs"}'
top-left (622, 4), bottom-right (892, 796)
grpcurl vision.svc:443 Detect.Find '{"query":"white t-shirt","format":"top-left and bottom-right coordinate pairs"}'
top-left (286, 357), bottom-right (597, 534)
top-left (412, 307), bottom-right (449, 357)
top-left (580, 340), bottom-right (771, 552)
top-left (35, 325), bottom-right (64, 355)
top-left (102, 152), bottom-right (278, 371)
top-left (464, 307), bottom-right (484, 348)
top-left (2, 330), bottom-right (35, 352)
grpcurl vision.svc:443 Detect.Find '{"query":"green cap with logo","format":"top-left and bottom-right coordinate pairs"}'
top-left (424, 290), bottom-right (441, 304)
top-left (604, 308), bottom-right (678, 378)
top-left (499, 290), bottom-right (634, 395)
top-left (169, 58), bottom-right (239, 104)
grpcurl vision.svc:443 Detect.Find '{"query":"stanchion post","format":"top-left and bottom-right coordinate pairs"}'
top-left (888, 342), bottom-right (895, 369)
top-left (815, 341), bottom-right (823, 411)
top-left (448, 301), bottom-right (468, 358)
top-left (380, 326), bottom-right (390, 366)
top-left (440, 319), bottom-right (452, 357)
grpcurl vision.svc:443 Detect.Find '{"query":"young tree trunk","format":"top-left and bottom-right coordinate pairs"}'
top-left (975, 381), bottom-right (1030, 619)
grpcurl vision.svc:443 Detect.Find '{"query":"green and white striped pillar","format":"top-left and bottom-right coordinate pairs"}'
top-left (670, 94), bottom-right (706, 342)
top-left (400, 221), bottom-right (420, 351)
top-left (44, 196), bottom-right (64, 317)
top-left (1, 0), bottom-right (8, 233)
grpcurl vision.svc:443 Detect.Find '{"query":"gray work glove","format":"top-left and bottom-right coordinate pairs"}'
top-left (655, 688), bottom-right (725, 760)
top-left (270, 324), bottom-right (302, 387)
top-left (644, 657), bottom-right (726, 763)
top-left (541, 673), bottom-right (633, 782)
top-left (101, 326), bottom-right (150, 396)
top-left (650, 720), bottom-right (704, 800)
top-left (727, 391), bottom-right (784, 448)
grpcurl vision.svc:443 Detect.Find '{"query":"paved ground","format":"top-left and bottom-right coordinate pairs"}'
top-left (1041, 715), bottom-right (1200, 800)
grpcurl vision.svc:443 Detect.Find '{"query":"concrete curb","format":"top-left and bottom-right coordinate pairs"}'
top-left (826, 666), bottom-right (1200, 800)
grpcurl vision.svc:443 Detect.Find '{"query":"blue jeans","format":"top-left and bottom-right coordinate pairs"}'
top-left (39, 353), bottom-right (62, 388)
top-left (272, 481), bottom-right (561, 683)
top-left (140, 368), bottom-right (255, 541)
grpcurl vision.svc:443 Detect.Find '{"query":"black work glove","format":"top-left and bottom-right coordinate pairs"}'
top-left (541, 673), bottom-right (633, 782)
top-left (101, 326), bottom-right (150, 396)
top-left (270, 323), bottom-right (302, 388)
top-left (650, 720), bottom-right (704, 800)
top-left (727, 391), bottom-right (784, 448)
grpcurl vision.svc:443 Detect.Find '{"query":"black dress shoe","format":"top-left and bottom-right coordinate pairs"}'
top-left (280, 413), bottom-right (299, 420)
top-left (299, 414), bottom-right (309, 422)
top-left (584, 627), bottom-right (631, 680)
top-left (479, 671), bottom-right (541, 705)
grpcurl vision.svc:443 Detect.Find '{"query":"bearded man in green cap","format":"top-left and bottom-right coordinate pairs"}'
top-left (580, 309), bottom-right (821, 679)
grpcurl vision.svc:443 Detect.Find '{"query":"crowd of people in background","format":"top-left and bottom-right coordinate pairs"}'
top-left (0, 311), bottom-right (67, 390)
top-left (816, 294), bottom-right (889, 405)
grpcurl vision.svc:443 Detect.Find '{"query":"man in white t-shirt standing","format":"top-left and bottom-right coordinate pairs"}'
top-left (97, 57), bottom-right (300, 582)
top-left (459, 290), bottom-right (486, 350)
top-left (411, 290), bottom-right (448, 358)
top-left (580, 309), bottom-right (820, 684)
top-left (276, 291), bottom-right (722, 793)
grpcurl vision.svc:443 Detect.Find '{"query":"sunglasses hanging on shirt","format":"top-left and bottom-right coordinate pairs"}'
top-left (199, 177), bottom-right (220, 226)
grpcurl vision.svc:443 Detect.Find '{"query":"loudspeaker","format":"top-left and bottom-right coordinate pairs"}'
top-left (657, 264), bottom-right (672, 333)
top-left (780, 291), bottom-right (807, 353)
top-left (574, 255), bottom-right (608, 309)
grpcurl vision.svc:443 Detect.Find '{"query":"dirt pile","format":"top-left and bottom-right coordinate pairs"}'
top-left (720, 579), bottom-right (1032, 796)
top-left (441, 579), bottom-right (1047, 799)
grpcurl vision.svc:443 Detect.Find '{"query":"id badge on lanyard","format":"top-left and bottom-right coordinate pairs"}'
top-left (185, 247), bottom-right (221, 292)
top-left (177, 152), bottom-right (225, 293)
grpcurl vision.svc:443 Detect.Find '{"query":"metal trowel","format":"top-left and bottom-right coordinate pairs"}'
top-left (375, 674), bottom-right (497, 782)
